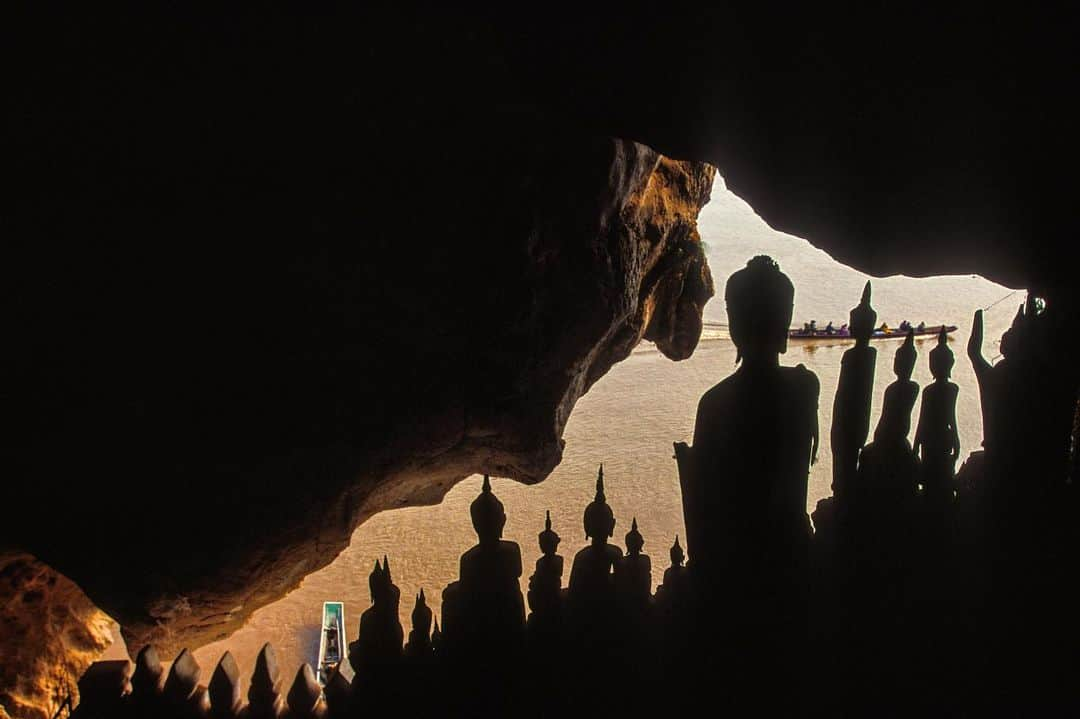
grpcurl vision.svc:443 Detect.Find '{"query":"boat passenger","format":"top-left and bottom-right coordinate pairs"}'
top-left (809, 320), bottom-right (818, 333)
top-left (825, 321), bottom-right (835, 335)
top-left (917, 321), bottom-right (926, 332)
top-left (879, 322), bottom-right (891, 334)
top-left (838, 323), bottom-right (849, 337)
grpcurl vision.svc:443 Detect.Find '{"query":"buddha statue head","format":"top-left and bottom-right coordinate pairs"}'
top-left (929, 326), bottom-right (955, 380)
top-left (895, 328), bottom-right (917, 380)
top-left (470, 474), bottom-right (506, 545)
top-left (669, 535), bottom-right (685, 568)
top-left (368, 556), bottom-right (399, 609)
top-left (725, 255), bottom-right (795, 363)
top-left (368, 559), bottom-right (384, 602)
top-left (411, 589), bottom-right (432, 639)
top-left (849, 281), bottom-right (878, 342)
top-left (538, 510), bottom-right (560, 556)
top-left (583, 465), bottom-right (615, 542)
top-left (625, 517), bottom-right (644, 556)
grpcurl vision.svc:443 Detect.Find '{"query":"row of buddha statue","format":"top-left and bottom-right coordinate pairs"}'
top-left (70, 255), bottom-right (1080, 716)
top-left (349, 470), bottom-right (689, 677)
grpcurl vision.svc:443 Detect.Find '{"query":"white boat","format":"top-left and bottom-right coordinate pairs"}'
top-left (317, 601), bottom-right (345, 686)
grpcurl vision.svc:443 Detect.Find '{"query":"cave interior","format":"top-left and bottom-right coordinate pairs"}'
top-left (4, 5), bottom-right (1080, 717)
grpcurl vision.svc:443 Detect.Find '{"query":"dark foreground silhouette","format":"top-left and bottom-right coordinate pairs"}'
top-left (70, 257), bottom-right (1080, 717)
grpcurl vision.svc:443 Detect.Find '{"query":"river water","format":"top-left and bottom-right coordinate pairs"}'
top-left (186, 176), bottom-right (1016, 685)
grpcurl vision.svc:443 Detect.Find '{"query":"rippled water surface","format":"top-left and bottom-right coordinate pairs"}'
top-left (187, 176), bottom-right (1016, 684)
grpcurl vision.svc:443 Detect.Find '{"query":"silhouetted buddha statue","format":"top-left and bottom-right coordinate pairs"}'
top-left (857, 330), bottom-right (921, 505)
top-left (648, 535), bottom-right (693, 705)
top-left (247, 643), bottom-right (285, 719)
top-left (430, 617), bottom-right (443, 657)
top-left (348, 557), bottom-right (403, 680)
top-left (685, 256), bottom-right (818, 699)
top-left (655, 535), bottom-right (688, 605)
top-left (130, 645), bottom-right (167, 714)
top-left (615, 517), bottom-right (652, 615)
top-left (527, 510), bottom-right (564, 628)
top-left (404, 589), bottom-right (433, 660)
top-left (568, 466), bottom-right (621, 606)
top-left (915, 328), bottom-right (961, 506)
top-left (967, 299), bottom-right (1076, 504)
top-left (164, 647), bottom-right (211, 716)
top-left (286, 664), bottom-right (326, 719)
top-left (401, 589), bottom-right (437, 713)
top-left (832, 281), bottom-right (878, 499)
top-left (688, 256), bottom-right (819, 578)
top-left (208, 651), bottom-right (243, 718)
top-left (969, 304), bottom-right (1025, 460)
top-left (441, 474), bottom-right (525, 657)
top-left (321, 665), bottom-right (351, 719)
top-left (987, 299), bottom-right (1076, 504)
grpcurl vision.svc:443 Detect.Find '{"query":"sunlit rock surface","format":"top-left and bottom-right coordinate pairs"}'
top-left (0, 553), bottom-right (115, 719)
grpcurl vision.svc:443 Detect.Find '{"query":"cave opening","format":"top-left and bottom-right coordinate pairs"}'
top-left (6, 161), bottom-right (1076, 715)
top-left (154, 173), bottom-right (1018, 689)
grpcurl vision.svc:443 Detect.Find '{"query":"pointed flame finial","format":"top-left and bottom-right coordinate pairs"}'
top-left (670, 534), bottom-right (685, 567)
top-left (625, 516), bottom-right (644, 554)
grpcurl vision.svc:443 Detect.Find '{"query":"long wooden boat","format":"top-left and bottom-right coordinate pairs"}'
top-left (788, 324), bottom-right (957, 341)
top-left (317, 601), bottom-right (345, 686)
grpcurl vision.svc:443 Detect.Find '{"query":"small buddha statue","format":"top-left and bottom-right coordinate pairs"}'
top-left (441, 474), bottom-right (525, 656)
top-left (459, 475), bottom-right (523, 590)
top-left (914, 327), bottom-right (961, 506)
top-left (285, 664), bottom-right (326, 719)
top-left (831, 281), bottom-right (879, 499)
top-left (163, 647), bottom-right (210, 716)
top-left (247, 643), bottom-right (285, 719)
top-left (430, 617), bottom-right (444, 658)
top-left (130, 645), bottom-right (166, 713)
top-left (567, 465), bottom-right (621, 607)
top-left (615, 517), bottom-right (652, 613)
top-left (967, 297), bottom-right (1074, 503)
top-left (208, 651), bottom-right (243, 719)
top-left (404, 589), bottom-right (433, 660)
top-left (321, 665), bottom-right (352, 719)
top-left (857, 330), bottom-right (921, 506)
top-left (969, 303), bottom-right (1026, 463)
top-left (527, 510), bottom-right (564, 625)
top-left (348, 557), bottom-right (404, 680)
top-left (659, 535), bottom-right (688, 597)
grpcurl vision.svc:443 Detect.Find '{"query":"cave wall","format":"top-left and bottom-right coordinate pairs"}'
top-left (0, 554), bottom-right (115, 719)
